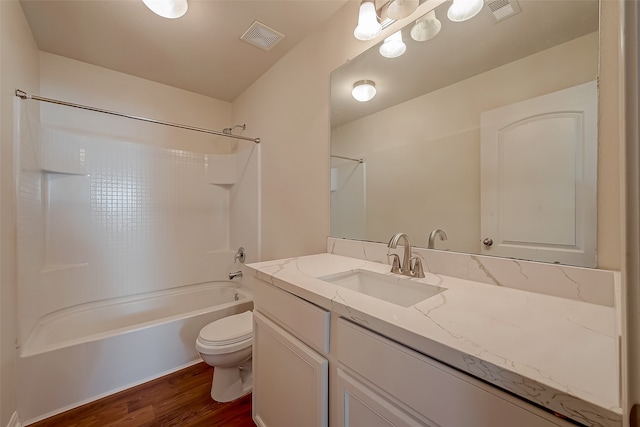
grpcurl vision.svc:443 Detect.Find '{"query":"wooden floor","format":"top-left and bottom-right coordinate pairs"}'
top-left (29, 362), bottom-right (255, 427)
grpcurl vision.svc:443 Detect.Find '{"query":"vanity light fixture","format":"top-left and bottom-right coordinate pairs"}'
top-left (410, 10), bottom-right (441, 41)
top-left (447, 0), bottom-right (484, 22)
top-left (352, 80), bottom-right (377, 102)
top-left (379, 30), bottom-right (406, 58)
top-left (142, 0), bottom-right (188, 19)
top-left (386, 0), bottom-right (419, 20)
top-left (354, 0), bottom-right (382, 41)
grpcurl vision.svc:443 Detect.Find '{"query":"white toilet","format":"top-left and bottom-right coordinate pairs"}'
top-left (195, 310), bottom-right (253, 402)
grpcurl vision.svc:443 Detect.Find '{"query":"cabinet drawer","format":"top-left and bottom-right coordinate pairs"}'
top-left (336, 318), bottom-right (574, 427)
top-left (254, 280), bottom-right (330, 354)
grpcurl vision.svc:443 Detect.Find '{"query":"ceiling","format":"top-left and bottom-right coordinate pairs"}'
top-left (330, 0), bottom-right (599, 126)
top-left (20, 0), bottom-right (349, 102)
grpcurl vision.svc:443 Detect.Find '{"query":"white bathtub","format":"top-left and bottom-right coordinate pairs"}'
top-left (17, 281), bottom-right (253, 424)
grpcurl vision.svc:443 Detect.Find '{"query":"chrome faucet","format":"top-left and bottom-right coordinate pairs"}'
top-left (229, 270), bottom-right (243, 280)
top-left (409, 256), bottom-right (425, 278)
top-left (428, 229), bottom-right (448, 249)
top-left (388, 233), bottom-right (413, 275)
top-left (388, 233), bottom-right (425, 278)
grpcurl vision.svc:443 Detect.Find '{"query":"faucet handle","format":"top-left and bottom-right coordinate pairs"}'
top-left (388, 253), bottom-right (402, 274)
top-left (234, 247), bottom-right (245, 263)
top-left (409, 256), bottom-right (425, 278)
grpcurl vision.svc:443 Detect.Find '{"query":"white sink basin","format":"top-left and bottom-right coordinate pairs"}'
top-left (319, 269), bottom-right (445, 307)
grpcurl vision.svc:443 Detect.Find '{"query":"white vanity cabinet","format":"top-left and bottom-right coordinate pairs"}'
top-left (252, 281), bottom-right (330, 427)
top-left (251, 276), bottom-right (579, 427)
top-left (335, 318), bottom-right (576, 427)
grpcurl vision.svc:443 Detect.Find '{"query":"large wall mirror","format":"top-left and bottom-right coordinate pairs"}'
top-left (330, 0), bottom-right (599, 267)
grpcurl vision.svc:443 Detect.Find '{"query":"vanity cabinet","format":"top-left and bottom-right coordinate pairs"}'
top-left (251, 276), bottom-right (577, 427)
top-left (336, 318), bottom-right (576, 427)
top-left (252, 281), bottom-right (330, 427)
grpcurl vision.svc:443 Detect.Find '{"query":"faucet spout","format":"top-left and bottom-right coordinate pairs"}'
top-left (428, 229), bottom-right (448, 249)
top-left (229, 270), bottom-right (243, 280)
top-left (388, 233), bottom-right (412, 275)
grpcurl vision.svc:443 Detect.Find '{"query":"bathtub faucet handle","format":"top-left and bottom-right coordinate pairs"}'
top-left (234, 247), bottom-right (245, 264)
top-left (229, 270), bottom-right (243, 280)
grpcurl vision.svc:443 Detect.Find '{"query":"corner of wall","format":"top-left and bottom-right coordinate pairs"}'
top-left (0, 1), bottom-right (40, 425)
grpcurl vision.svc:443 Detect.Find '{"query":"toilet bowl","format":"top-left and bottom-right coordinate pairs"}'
top-left (196, 310), bottom-right (253, 402)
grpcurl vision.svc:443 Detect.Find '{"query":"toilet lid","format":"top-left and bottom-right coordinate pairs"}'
top-left (199, 310), bottom-right (253, 346)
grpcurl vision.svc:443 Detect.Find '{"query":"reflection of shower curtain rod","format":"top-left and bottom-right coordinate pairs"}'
top-left (331, 154), bottom-right (363, 163)
top-left (15, 89), bottom-right (260, 144)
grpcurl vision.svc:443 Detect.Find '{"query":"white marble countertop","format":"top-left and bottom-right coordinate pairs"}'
top-left (247, 253), bottom-right (621, 427)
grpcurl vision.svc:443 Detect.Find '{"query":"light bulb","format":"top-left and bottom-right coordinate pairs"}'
top-left (352, 80), bottom-right (377, 102)
top-left (354, 0), bottom-right (382, 41)
top-left (447, 0), bottom-right (484, 22)
top-left (410, 10), bottom-right (442, 41)
top-left (379, 31), bottom-right (406, 58)
top-left (386, 0), bottom-right (419, 20)
top-left (142, 0), bottom-right (188, 19)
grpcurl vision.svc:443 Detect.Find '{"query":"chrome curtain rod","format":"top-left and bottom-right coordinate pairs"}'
top-left (331, 154), bottom-right (363, 163)
top-left (15, 89), bottom-right (260, 144)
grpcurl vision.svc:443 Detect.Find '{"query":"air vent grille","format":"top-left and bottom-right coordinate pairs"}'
top-left (486, 0), bottom-right (521, 22)
top-left (240, 21), bottom-right (285, 51)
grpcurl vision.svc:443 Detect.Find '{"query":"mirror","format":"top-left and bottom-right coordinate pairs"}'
top-left (330, 0), bottom-right (599, 267)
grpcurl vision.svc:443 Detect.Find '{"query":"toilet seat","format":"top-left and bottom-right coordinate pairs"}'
top-left (196, 311), bottom-right (253, 355)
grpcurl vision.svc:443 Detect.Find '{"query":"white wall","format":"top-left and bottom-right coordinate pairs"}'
top-left (0, 1), bottom-right (40, 425)
top-left (232, 1), bottom-right (371, 261)
top-left (332, 33), bottom-right (598, 252)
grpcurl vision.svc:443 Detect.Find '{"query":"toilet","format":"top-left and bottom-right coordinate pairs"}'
top-left (195, 310), bottom-right (253, 402)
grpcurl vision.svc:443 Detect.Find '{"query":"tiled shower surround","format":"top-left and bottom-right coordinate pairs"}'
top-left (16, 101), bottom-right (256, 351)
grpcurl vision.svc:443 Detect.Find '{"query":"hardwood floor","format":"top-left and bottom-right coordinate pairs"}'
top-left (29, 362), bottom-right (255, 427)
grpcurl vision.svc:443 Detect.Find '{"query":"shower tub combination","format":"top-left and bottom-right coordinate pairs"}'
top-left (17, 281), bottom-right (253, 424)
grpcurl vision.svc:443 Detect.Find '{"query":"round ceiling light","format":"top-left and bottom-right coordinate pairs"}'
top-left (352, 80), bottom-right (377, 102)
top-left (142, 0), bottom-right (188, 19)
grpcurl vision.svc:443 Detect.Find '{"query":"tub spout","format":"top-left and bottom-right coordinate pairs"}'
top-left (229, 271), bottom-right (243, 280)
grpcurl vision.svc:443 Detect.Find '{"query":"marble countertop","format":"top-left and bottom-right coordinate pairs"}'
top-left (247, 253), bottom-right (621, 427)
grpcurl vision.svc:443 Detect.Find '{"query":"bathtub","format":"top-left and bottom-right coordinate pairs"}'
top-left (17, 281), bottom-right (253, 424)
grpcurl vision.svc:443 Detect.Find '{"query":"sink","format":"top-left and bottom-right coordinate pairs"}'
top-left (319, 269), bottom-right (445, 307)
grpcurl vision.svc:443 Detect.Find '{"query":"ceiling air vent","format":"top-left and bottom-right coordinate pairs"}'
top-left (486, 0), bottom-right (521, 22)
top-left (240, 21), bottom-right (285, 51)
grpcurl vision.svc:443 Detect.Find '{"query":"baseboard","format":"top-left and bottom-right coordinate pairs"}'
top-left (6, 412), bottom-right (22, 427)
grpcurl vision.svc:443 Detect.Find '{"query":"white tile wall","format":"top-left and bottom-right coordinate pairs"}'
top-left (16, 102), bottom-right (258, 348)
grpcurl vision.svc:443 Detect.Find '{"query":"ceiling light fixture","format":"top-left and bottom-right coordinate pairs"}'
top-left (447, 0), bottom-right (484, 22)
top-left (142, 0), bottom-right (188, 19)
top-left (379, 30), bottom-right (406, 58)
top-left (354, 0), bottom-right (382, 41)
top-left (352, 80), bottom-right (377, 102)
top-left (410, 10), bottom-right (441, 41)
top-left (386, 0), bottom-right (419, 20)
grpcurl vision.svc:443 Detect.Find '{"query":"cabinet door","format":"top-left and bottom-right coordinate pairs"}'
top-left (336, 368), bottom-right (435, 427)
top-left (252, 311), bottom-right (328, 427)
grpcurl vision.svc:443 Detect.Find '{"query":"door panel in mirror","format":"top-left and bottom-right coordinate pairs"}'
top-left (480, 81), bottom-right (597, 266)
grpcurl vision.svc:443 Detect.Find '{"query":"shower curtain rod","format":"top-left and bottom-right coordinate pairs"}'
top-left (331, 154), bottom-right (363, 163)
top-left (15, 89), bottom-right (261, 144)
